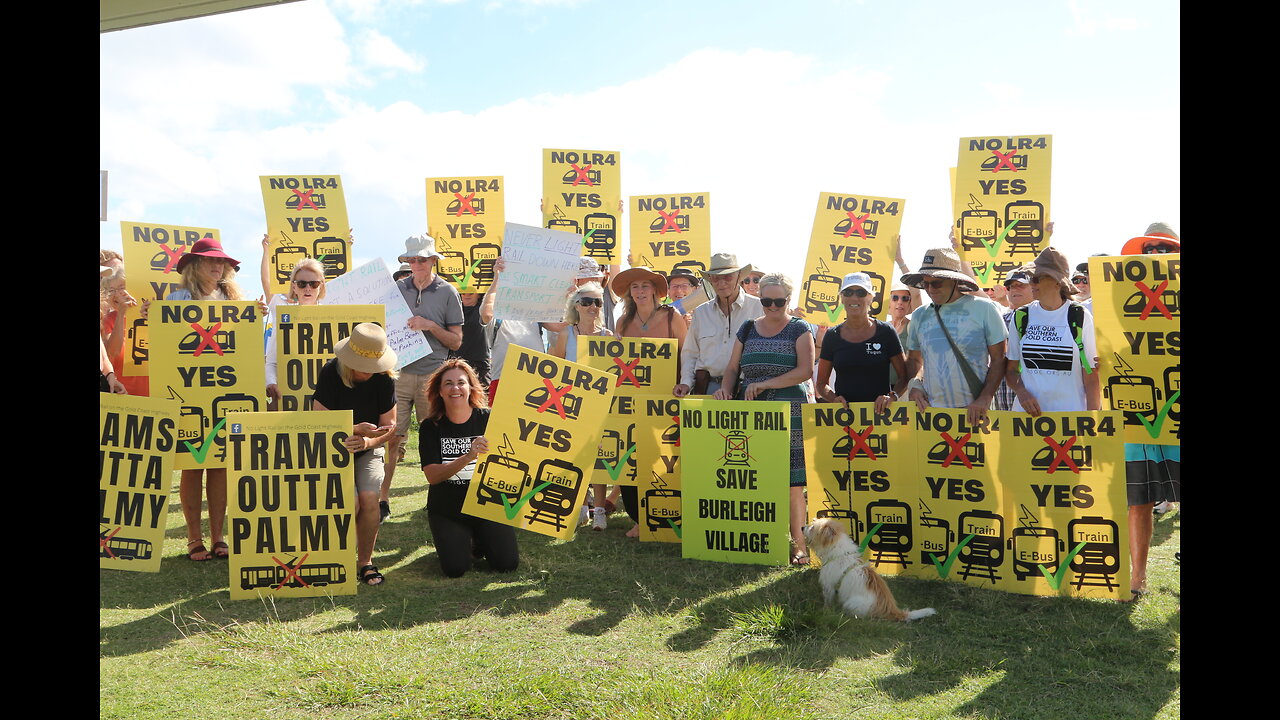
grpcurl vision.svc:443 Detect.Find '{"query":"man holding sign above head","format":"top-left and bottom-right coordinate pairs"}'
top-left (674, 253), bottom-right (764, 398)
top-left (385, 235), bottom-right (464, 522)
top-left (901, 247), bottom-right (1008, 426)
top-left (310, 323), bottom-right (398, 586)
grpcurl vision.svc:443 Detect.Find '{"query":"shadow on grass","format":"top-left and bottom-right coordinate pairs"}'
top-left (101, 507), bottom-right (769, 658)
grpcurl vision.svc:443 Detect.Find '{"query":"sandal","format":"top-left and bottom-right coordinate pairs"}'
top-left (211, 541), bottom-right (230, 559)
top-left (187, 540), bottom-right (212, 562)
top-left (790, 553), bottom-right (810, 566)
top-left (359, 564), bottom-right (384, 586)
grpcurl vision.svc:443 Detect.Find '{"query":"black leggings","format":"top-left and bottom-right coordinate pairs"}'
top-left (427, 483), bottom-right (519, 577)
top-left (620, 486), bottom-right (640, 524)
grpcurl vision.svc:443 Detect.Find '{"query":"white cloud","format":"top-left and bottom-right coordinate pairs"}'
top-left (356, 28), bottom-right (426, 72)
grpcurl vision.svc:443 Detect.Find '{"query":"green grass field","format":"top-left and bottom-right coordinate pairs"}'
top-left (101, 425), bottom-right (1180, 720)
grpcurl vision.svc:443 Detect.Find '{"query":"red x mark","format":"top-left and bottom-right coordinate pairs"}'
top-left (189, 322), bottom-right (225, 357)
top-left (453, 192), bottom-right (478, 217)
top-left (939, 431), bottom-right (974, 468)
top-left (290, 188), bottom-right (320, 209)
top-left (99, 526), bottom-right (121, 558)
top-left (1042, 436), bottom-right (1080, 474)
top-left (535, 378), bottom-right (574, 419)
top-left (273, 553), bottom-right (311, 590)
top-left (844, 425), bottom-right (878, 460)
top-left (158, 243), bottom-right (186, 273)
top-left (842, 212), bottom-right (871, 241)
top-left (987, 149), bottom-right (1020, 172)
top-left (670, 416), bottom-right (681, 447)
top-left (656, 209), bottom-right (683, 234)
top-left (570, 164), bottom-right (595, 186)
top-left (612, 358), bottom-right (642, 387)
top-left (1134, 280), bottom-right (1173, 320)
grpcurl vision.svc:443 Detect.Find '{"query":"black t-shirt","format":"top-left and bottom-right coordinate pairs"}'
top-left (819, 320), bottom-right (903, 403)
top-left (310, 358), bottom-right (395, 458)
top-left (449, 303), bottom-right (491, 385)
top-left (420, 408), bottom-right (490, 485)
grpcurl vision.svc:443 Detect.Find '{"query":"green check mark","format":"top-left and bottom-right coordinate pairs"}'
top-left (182, 417), bottom-right (227, 464)
top-left (975, 263), bottom-right (995, 285)
top-left (316, 254), bottom-right (326, 263)
top-left (979, 220), bottom-right (1019, 258)
top-left (581, 229), bottom-right (596, 250)
top-left (929, 533), bottom-right (977, 579)
top-left (502, 481), bottom-right (553, 520)
top-left (666, 518), bottom-right (683, 539)
top-left (450, 259), bottom-right (484, 291)
top-left (822, 302), bottom-right (843, 324)
top-left (858, 523), bottom-right (884, 553)
top-left (1037, 541), bottom-right (1089, 590)
top-left (1136, 390), bottom-right (1179, 439)
top-left (601, 444), bottom-right (637, 482)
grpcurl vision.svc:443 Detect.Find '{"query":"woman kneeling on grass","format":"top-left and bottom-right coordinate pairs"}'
top-left (310, 322), bottom-right (398, 586)
top-left (420, 358), bottom-right (520, 577)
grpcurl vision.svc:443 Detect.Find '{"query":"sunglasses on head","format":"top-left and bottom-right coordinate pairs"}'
top-left (841, 287), bottom-right (869, 298)
top-left (293, 280), bottom-right (322, 289)
top-left (576, 297), bottom-right (603, 307)
top-left (759, 297), bottom-right (788, 308)
top-left (920, 279), bottom-right (950, 289)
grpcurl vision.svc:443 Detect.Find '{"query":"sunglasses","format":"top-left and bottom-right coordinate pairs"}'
top-left (741, 277), bottom-right (760, 285)
top-left (406, 257), bottom-right (433, 264)
top-left (920, 279), bottom-right (950, 289)
top-left (841, 287), bottom-right (869, 298)
top-left (576, 297), bottom-right (603, 307)
top-left (293, 280), bottom-right (322, 289)
top-left (1073, 277), bottom-right (1089, 285)
top-left (1143, 244), bottom-right (1177, 254)
top-left (759, 297), bottom-right (788, 308)
top-left (890, 294), bottom-right (910, 302)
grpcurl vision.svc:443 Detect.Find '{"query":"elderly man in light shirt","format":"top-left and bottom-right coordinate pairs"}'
top-left (673, 253), bottom-right (764, 397)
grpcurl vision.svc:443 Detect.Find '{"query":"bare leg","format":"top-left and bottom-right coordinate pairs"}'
top-left (1128, 502), bottom-right (1155, 594)
top-left (356, 490), bottom-right (382, 583)
top-left (790, 486), bottom-right (808, 560)
top-left (206, 468), bottom-right (227, 548)
top-left (382, 435), bottom-right (401, 504)
top-left (179, 469), bottom-right (210, 560)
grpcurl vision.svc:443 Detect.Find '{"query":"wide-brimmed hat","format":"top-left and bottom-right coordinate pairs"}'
top-left (175, 237), bottom-right (240, 273)
top-left (699, 253), bottom-right (752, 278)
top-left (577, 256), bottom-right (605, 280)
top-left (334, 323), bottom-right (397, 374)
top-left (398, 234), bottom-right (445, 263)
top-left (900, 248), bottom-right (979, 292)
top-left (611, 266), bottom-right (668, 299)
top-left (1030, 246), bottom-right (1076, 298)
top-left (1121, 222), bottom-right (1181, 256)
top-left (666, 267), bottom-right (698, 284)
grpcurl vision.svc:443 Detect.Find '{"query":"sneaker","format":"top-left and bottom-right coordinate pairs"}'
top-left (592, 506), bottom-right (607, 531)
top-left (1153, 501), bottom-right (1175, 516)
top-left (379, 500), bottom-right (391, 524)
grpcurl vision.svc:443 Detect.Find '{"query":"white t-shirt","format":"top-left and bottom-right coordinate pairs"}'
top-left (1005, 301), bottom-right (1097, 412)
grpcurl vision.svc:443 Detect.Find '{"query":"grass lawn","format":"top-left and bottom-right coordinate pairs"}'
top-left (101, 422), bottom-right (1180, 719)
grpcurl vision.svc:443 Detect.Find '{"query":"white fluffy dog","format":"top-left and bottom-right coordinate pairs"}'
top-left (803, 518), bottom-right (936, 622)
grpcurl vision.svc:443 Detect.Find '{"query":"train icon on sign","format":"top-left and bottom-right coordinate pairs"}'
top-left (980, 154), bottom-right (1028, 172)
top-left (561, 168), bottom-right (601, 186)
top-left (832, 216), bottom-right (880, 239)
top-left (285, 192), bottom-right (326, 210)
top-left (240, 559), bottom-right (347, 590)
top-left (446, 196), bottom-right (485, 215)
top-left (583, 214), bottom-right (617, 258)
top-left (312, 237), bottom-right (347, 277)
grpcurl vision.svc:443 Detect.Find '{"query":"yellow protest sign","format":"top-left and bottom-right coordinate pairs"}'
top-left (100, 394), bottom-right (178, 572)
top-left (576, 336), bottom-right (679, 397)
top-left (953, 134), bottom-right (1053, 288)
top-left (118, 221), bottom-right (219, 378)
top-left (802, 403), bottom-right (916, 576)
top-left (592, 393), bottom-right (641, 487)
top-left (274, 305), bottom-right (385, 412)
top-left (1090, 254), bottom-right (1180, 445)
top-left (461, 348), bottom-right (616, 540)
top-left (635, 395), bottom-right (684, 543)
top-left (798, 192), bottom-right (904, 327)
top-left (628, 192), bottom-right (710, 277)
top-left (998, 412), bottom-right (1128, 599)
top-left (260, 175), bottom-right (351, 296)
top-left (542, 149), bottom-right (621, 264)
top-left (425, 176), bottom-right (505, 294)
top-left (150, 301), bottom-right (267, 470)
top-left (679, 399), bottom-right (792, 565)
top-left (226, 411), bottom-right (357, 600)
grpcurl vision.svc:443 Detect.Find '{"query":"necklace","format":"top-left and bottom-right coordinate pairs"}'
top-left (637, 308), bottom-right (658, 331)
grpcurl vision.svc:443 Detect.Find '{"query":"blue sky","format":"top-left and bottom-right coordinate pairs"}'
top-left (100, 0), bottom-right (1180, 300)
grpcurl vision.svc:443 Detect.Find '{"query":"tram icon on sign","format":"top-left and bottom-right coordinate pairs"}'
top-left (649, 213), bottom-right (690, 233)
top-left (926, 437), bottom-right (986, 467)
top-left (523, 385), bottom-right (582, 420)
top-left (832, 216), bottom-right (880, 239)
top-left (980, 154), bottom-right (1028, 172)
top-left (561, 168), bottom-right (602, 186)
top-left (721, 431), bottom-right (751, 466)
top-left (1122, 288), bottom-right (1180, 318)
top-left (178, 329), bottom-right (236, 355)
top-left (285, 192), bottom-right (326, 210)
top-left (446, 196), bottom-right (486, 216)
top-left (100, 526), bottom-right (153, 561)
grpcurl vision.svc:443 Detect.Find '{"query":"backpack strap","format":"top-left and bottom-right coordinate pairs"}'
top-left (1067, 302), bottom-right (1093, 374)
top-left (1013, 307), bottom-right (1030, 373)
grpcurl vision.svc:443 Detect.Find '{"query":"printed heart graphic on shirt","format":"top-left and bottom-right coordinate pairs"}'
top-left (872, 343), bottom-right (881, 350)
